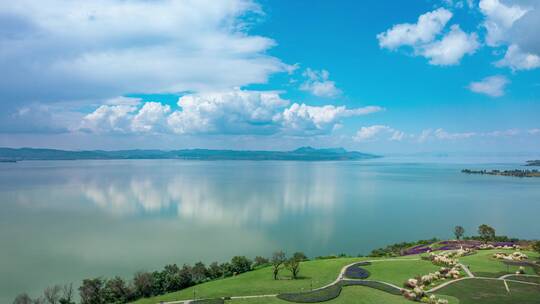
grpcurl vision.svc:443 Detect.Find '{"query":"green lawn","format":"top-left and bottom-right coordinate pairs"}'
top-left (505, 275), bottom-right (540, 284)
top-left (459, 250), bottom-right (539, 278)
top-left (227, 286), bottom-right (433, 304)
top-left (361, 259), bottom-right (440, 287)
top-left (436, 278), bottom-right (540, 304)
top-left (132, 258), bottom-right (364, 304)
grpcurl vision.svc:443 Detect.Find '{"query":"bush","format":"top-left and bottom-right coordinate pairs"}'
top-left (343, 262), bottom-right (371, 279)
top-left (277, 284), bottom-right (341, 303)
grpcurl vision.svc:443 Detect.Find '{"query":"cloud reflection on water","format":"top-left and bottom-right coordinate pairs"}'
top-left (79, 161), bottom-right (341, 226)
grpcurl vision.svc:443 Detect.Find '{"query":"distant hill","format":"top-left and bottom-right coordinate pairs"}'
top-left (0, 147), bottom-right (379, 161)
top-left (526, 160), bottom-right (540, 166)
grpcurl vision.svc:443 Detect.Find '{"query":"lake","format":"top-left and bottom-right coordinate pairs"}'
top-left (1, 157), bottom-right (540, 302)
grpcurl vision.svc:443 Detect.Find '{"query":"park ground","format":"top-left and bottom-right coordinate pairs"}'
top-left (132, 246), bottom-right (540, 304)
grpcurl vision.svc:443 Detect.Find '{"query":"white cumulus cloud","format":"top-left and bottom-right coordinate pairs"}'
top-left (377, 8), bottom-right (453, 49)
top-left (479, 0), bottom-right (529, 46)
top-left (354, 125), bottom-right (404, 142)
top-left (0, 0), bottom-right (289, 107)
top-left (300, 69), bottom-right (341, 98)
top-left (377, 8), bottom-right (478, 66)
top-left (495, 44), bottom-right (540, 71)
top-left (468, 75), bottom-right (509, 97)
top-left (80, 90), bottom-right (383, 137)
top-left (420, 25), bottom-right (480, 65)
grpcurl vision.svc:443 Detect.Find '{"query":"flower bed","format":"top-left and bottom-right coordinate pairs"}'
top-left (344, 262), bottom-right (371, 279)
top-left (401, 250), bottom-right (471, 303)
top-left (277, 284), bottom-right (342, 303)
top-left (493, 251), bottom-right (528, 261)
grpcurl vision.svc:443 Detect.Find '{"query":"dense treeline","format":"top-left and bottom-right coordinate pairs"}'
top-left (13, 252), bottom-right (307, 304)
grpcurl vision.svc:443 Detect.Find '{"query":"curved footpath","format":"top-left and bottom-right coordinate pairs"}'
top-left (162, 259), bottom-right (540, 304)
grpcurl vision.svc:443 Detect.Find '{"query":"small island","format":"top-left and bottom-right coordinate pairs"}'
top-left (462, 168), bottom-right (540, 177)
top-left (526, 160), bottom-right (540, 166)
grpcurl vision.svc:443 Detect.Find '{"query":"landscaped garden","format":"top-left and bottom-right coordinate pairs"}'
top-left (436, 278), bottom-right (540, 304)
top-left (459, 249), bottom-right (539, 277)
top-left (133, 257), bottom-right (365, 304)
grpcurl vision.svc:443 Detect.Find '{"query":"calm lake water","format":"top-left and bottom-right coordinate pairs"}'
top-left (1, 157), bottom-right (540, 302)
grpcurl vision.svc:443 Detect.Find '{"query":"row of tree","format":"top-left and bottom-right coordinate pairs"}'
top-left (453, 224), bottom-right (498, 242)
top-left (13, 252), bottom-right (308, 304)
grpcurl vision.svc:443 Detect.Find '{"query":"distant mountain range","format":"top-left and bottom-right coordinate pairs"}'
top-left (0, 147), bottom-right (379, 161)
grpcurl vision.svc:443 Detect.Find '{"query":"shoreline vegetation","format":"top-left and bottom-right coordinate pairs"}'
top-left (0, 147), bottom-right (378, 162)
top-left (461, 169), bottom-right (540, 177)
top-left (13, 225), bottom-right (540, 304)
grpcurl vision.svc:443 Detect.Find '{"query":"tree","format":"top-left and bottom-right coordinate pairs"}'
top-left (207, 262), bottom-right (223, 279)
top-left (478, 224), bottom-right (496, 243)
top-left (13, 293), bottom-right (33, 304)
top-left (219, 262), bottom-right (233, 278)
top-left (454, 226), bottom-right (465, 240)
top-left (59, 284), bottom-right (75, 304)
top-left (161, 264), bottom-right (181, 292)
top-left (178, 265), bottom-right (194, 289)
top-left (292, 252), bottom-right (308, 261)
top-left (32, 297), bottom-right (46, 304)
top-left (44, 285), bottom-right (61, 304)
top-left (271, 251), bottom-right (286, 280)
top-left (285, 256), bottom-right (301, 279)
top-left (230, 256), bottom-right (252, 274)
top-left (191, 262), bottom-right (208, 283)
top-left (103, 276), bottom-right (130, 304)
top-left (253, 256), bottom-right (269, 268)
top-left (532, 240), bottom-right (540, 254)
top-left (132, 272), bottom-right (154, 298)
top-left (79, 278), bottom-right (105, 304)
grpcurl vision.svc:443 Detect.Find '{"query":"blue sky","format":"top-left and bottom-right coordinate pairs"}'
top-left (0, 0), bottom-right (539, 153)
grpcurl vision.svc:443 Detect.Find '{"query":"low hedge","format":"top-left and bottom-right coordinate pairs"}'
top-left (192, 298), bottom-right (225, 304)
top-left (343, 262), bottom-right (371, 279)
top-left (277, 284), bottom-right (342, 303)
top-left (341, 280), bottom-right (402, 296)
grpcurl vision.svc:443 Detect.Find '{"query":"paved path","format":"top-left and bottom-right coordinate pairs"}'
top-left (459, 263), bottom-right (474, 278)
top-left (499, 273), bottom-right (540, 280)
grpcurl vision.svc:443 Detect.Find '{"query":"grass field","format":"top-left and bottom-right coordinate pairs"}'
top-left (133, 258), bottom-right (365, 304)
top-left (436, 278), bottom-right (540, 304)
top-left (131, 250), bottom-right (540, 304)
top-left (506, 276), bottom-right (540, 284)
top-left (459, 250), bottom-right (539, 277)
top-left (227, 286), bottom-right (430, 304)
top-left (360, 259), bottom-right (440, 287)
